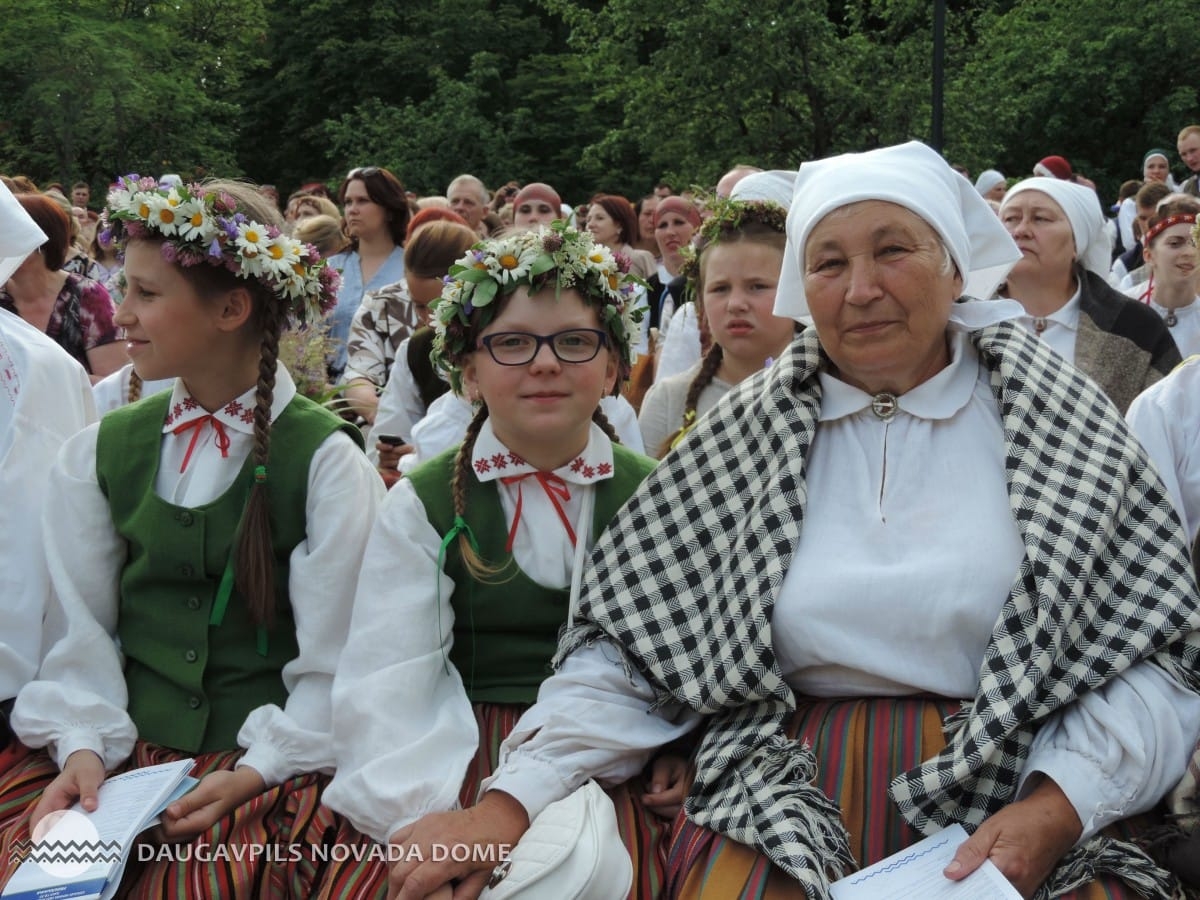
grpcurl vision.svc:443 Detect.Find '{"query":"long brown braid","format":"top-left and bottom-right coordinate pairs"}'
top-left (660, 342), bottom-right (724, 457)
top-left (234, 310), bottom-right (285, 627)
top-left (127, 369), bottom-right (143, 404)
top-left (591, 406), bottom-right (621, 445)
top-left (451, 402), bottom-right (512, 581)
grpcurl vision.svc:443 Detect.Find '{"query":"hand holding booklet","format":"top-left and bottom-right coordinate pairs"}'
top-left (830, 824), bottom-right (1022, 899)
top-left (1, 758), bottom-right (198, 900)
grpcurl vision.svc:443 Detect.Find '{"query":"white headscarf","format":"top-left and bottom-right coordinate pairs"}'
top-left (974, 169), bottom-right (1006, 196)
top-left (1001, 177), bottom-right (1111, 279)
top-left (731, 170), bottom-right (796, 210)
top-left (775, 141), bottom-right (1022, 321)
top-left (0, 182), bottom-right (47, 284)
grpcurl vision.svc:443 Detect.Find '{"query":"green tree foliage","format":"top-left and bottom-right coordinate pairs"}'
top-left (0, 0), bottom-right (267, 196)
top-left (3, 0), bottom-right (1199, 207)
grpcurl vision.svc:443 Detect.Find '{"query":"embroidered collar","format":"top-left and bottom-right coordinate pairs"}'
top-left (818, 330), bottom-right (980, 422)
top-left (470, 419), bottom-right (615, 485)
top-left (161, 364), bottom-right (297, 435)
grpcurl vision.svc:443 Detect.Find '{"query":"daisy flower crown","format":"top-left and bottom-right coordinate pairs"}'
top-left (101, 175), bottom-right (339, 324)
top-left (431, 221), bottom-right (645, 394)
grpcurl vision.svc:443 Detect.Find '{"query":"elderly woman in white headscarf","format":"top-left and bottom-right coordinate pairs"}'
top-left (999, 177), bottom-right (1180, 413)
top-left (382, 142), bottom-right (1200, 900)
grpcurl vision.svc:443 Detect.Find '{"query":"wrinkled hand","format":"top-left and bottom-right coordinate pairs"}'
top-left (387, 791), bottom-right (529, 900)
top-left (944, 776), bottom-right (1082, 898)
top-left (642, 753), bottom-right (691, 820)
top-left (157, 766), bottom-right (265, 842)
top-left (30, 750), bottom-right (106, 832)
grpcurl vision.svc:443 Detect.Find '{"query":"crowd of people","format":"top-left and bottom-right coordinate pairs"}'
top-left (2, 127), bottom-right (1200, 900)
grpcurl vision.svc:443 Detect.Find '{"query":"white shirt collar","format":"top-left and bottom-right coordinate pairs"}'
top-left (471, 419), bottom-right (615, 485)
top-left (819, 330), bottom-right (979, 422)
top-left (162, 364), bottom-right (298, 435)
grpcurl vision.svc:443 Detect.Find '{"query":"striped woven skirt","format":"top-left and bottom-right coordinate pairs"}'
top-left (666, 697), bottom-right (1149, 900)
top-left (0, 741), bottom-right (334, 899)
top-left (310, 701), bottom-right (674, 900)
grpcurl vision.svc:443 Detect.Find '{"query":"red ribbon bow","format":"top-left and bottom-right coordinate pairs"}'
top-left (499, 471), bottom-right (576, 552)
top-left (173, 414), bottom-right (232, 473)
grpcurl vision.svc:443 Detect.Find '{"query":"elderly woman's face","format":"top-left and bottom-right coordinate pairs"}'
top-left (1000, 191), bottom-right (1075, 279)
top-left (803, 201), bottom-right (962, 395)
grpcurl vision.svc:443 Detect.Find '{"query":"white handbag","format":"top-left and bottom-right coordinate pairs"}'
top-left (479, 779), bottom-right (632, 900)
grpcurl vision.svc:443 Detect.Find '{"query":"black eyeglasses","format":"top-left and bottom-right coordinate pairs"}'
top-left (347, 166), bottom-right (381, 179)
top-left (478, 329), bottom-right (609, 366)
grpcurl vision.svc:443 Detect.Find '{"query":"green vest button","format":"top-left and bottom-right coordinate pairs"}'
top-left (179, 564), bottom-right (194, 577)
top-left (177, 511), bottom-right (194, 526)
top-left (188, 696), bottom-right (201, 709)
top-left (185, 649), bottom-right (198, 663)
top-left (186, 596), bottom-right (201, 610)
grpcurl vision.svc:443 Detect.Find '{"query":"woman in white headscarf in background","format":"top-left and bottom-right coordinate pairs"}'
top-left (379, 142), bottom-right (1200, 900)
top-left (999, 177), bottom-right (1180, 413)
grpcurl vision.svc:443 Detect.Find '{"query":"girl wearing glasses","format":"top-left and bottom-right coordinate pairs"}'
top-left (317, 224), bottom-right (680, 899)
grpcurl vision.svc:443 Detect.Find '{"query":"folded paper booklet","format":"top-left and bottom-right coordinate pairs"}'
top-left (2, 758), bottom-right (198, 900)
top-left (830, 823), bottom-right (1022, 899)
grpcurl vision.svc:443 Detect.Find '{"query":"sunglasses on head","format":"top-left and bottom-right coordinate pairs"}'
top-left (347, 166), bottom-right (381, 179)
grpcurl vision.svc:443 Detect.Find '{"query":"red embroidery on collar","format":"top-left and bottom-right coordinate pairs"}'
top-left (223, 400), bottom-right (244, 417)
top-left (240, 408), bottom-right (255, 425)
top-left (491, 453), bottom-right (509, 469)
top-left (182, 397), bottom-right (198, 411)
top-left (172, 402), bottom-right (184, 419)
top-left (474, 458), bottom-right (492, 474)
top-left (570, 456), bottom-right (585, 473)
top-left (582, 465), bottom-right (595, 478)
top-left (596, 462), bottom-right (612, 476)
top-left (508, 452), bottom-right (524, 466)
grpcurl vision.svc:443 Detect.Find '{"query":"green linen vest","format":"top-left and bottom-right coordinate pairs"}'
top-left (408, 442), bottom-right (655, 704)
top-left (95, 391), bottom-right (362, 753)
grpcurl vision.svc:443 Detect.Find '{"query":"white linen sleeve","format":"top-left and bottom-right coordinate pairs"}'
top-left (637, 380), bottom-right (675, 460)
top-left (10, 424), bottom-right (136, 771)
top-left (1020, 662), bottom-right (1200, 842)
top-left (483, 641), bottom-right (703, 821)
top-left (371, 341), bottom-right (426, 450)
top-left (320, 478), bottom-right (480, 844)
top-left (235, 430), bottom-right (385, 787)
top-left (1117, 198), bottom-right (1136, 256)
top-left (654, 304), bottom-right (701, 384)
top-left (1127, 384), bottom-right (1199, 544)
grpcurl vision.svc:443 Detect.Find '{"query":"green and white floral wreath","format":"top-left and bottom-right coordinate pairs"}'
top-left (431, 221), bottom-right (645, 394)
top-left (677, 197), bottom-right (788, 298)
top-left (102, 175), bottom-right (339, 324)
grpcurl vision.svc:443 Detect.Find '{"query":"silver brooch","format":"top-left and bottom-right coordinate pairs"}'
top-left (871, 392), bottom-right (898, 421)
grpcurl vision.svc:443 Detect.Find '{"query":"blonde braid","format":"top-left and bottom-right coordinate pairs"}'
top-left (234, 313), bottom-right (282, 628)
top-left (127, 369), bottom-right (143, 404)
top-left (453, 403), bottom-right (509, 580)
top-left (660, 343), bottom-right (724, 457)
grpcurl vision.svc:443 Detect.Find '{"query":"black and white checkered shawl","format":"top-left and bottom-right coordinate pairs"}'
top-left (556, 320), bottom-right (1200, 898)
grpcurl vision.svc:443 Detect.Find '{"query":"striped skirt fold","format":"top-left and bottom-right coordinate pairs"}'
top-left (0, 742), bottom-right (332, 900)
top-left (666, 696), bottom-right (1147, 900)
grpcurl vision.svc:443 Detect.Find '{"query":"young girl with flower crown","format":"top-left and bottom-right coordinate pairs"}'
top-left (639, 201), bottom-right (796, 457)
top-left (0, 176), bottom-right (384, 897)
top-left (314, 223), bottom-right (682, 899)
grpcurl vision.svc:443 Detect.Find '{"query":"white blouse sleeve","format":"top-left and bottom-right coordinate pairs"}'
top-left (1126, 372), bottom-right (1200, 544)
top-left (372, 341), bottom-right (426, 446)
top-left (1022, 661), bottom-right (1200, 842)
top-left (321, 478), bottom-right (480, 844)
top-left (484, 641), bottom-right (703, 821)
top-left (236, 430), bottom-right (385, 787)
top-left (11, 424), bottom-right (136, 770)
